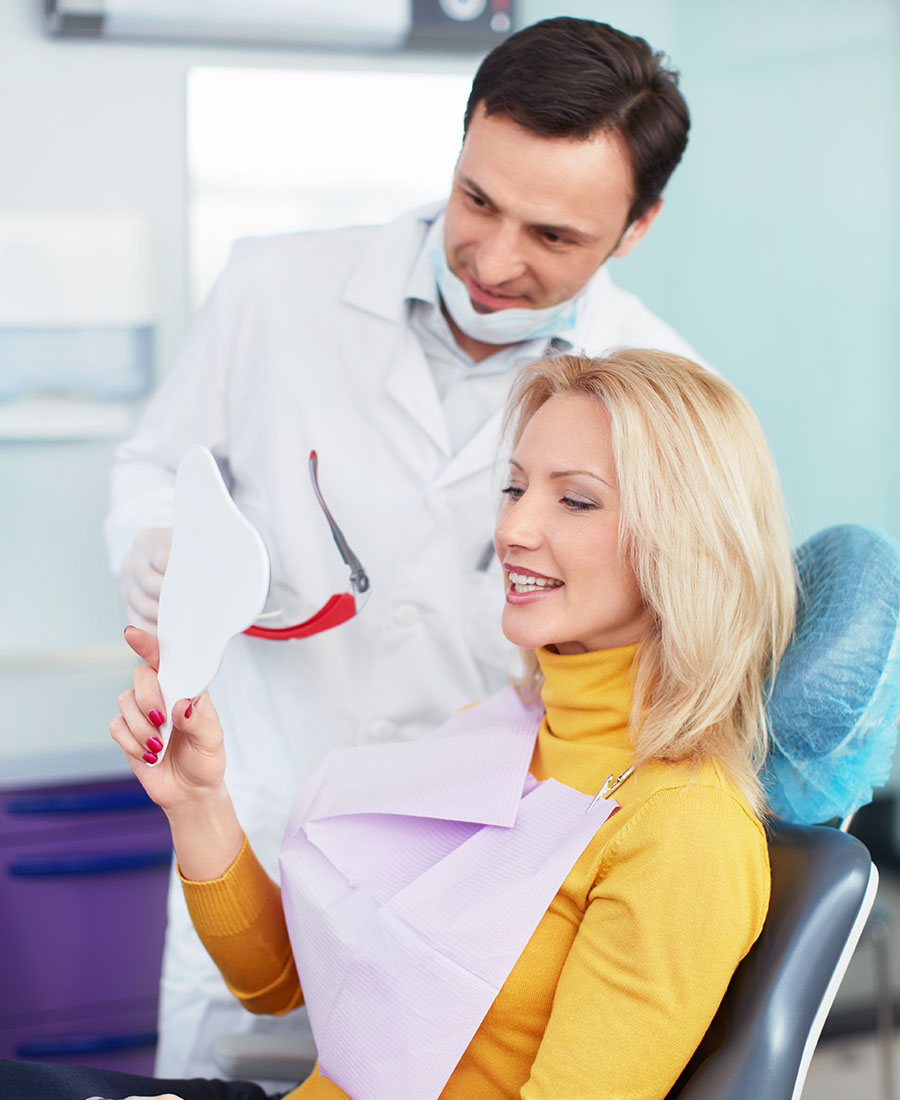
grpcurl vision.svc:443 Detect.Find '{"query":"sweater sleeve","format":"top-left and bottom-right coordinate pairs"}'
top-left (179, 834), bottom-right (304, 1015)
top-left (521, 785), bottom-right (769, 1100)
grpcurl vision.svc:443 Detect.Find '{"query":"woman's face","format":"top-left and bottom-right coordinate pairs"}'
top-left (494, 392), bottom-right (653, 655)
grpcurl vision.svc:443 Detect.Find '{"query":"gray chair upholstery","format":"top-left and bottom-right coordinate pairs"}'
top-left (665, 820), bottom-right (878, 1100)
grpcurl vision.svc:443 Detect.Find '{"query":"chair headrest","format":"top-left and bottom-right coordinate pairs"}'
top-left (762, 524), bottom-right (900, 824)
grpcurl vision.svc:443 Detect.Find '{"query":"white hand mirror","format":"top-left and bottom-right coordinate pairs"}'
top-left (152, 444), bottom-right (270, 764)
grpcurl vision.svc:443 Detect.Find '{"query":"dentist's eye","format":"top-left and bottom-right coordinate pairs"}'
top-left (501, 485), bottom-right (524, 502)
top-left (465, 189), bottom-right (491, 211)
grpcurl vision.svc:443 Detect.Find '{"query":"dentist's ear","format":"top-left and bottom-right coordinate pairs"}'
top-left (611, 198), bottom-right (663, 259)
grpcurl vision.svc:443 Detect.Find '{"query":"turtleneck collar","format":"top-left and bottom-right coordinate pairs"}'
top-left (528, 643), bottom-right (639, 794)
top-left (536, 643), bottom-right (639, 746)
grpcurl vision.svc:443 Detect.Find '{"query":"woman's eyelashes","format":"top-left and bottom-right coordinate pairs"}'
top-left (500, 484), bottom-right (598, 512)
top-left (561, 495), bottom-right (597, 512)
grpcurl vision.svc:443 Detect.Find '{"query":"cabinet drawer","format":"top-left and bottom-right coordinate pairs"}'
top-left (0, 821), bottom-right (170, 1022)
top-left (0, 999), bottom-right (158, 1076)
top-left (0, 778), bottom-right (164, 844)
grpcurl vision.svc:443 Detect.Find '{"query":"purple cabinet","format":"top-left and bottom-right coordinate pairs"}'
top-left (0, 776), bottom-right (171, 1074)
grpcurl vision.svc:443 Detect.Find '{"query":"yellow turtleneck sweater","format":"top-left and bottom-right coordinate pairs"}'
top-left (182, 644), bottom-right (770, 1100)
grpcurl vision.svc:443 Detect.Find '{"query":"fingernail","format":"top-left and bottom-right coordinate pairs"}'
top-left (147, 736), bottom-right (163, 753)
top-left (142, 751), bottom-right (158, 764)
top-left (148, 709), bottom-right (164, 727)
top-left (184, 701), bottom-right (193, 719)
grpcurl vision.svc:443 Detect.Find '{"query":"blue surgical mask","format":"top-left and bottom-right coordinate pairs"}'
top-left (426, 212), bottom-right (584, 346)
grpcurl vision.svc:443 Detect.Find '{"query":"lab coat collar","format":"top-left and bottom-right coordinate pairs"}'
top-left (342, 201), bottom-right (442, 322)
top-left (340, 201), bottom-right (616, 482)
top-left (568, 264), bottom-right (617, 349)
top-left (340, 202), bottom-right (450, 455)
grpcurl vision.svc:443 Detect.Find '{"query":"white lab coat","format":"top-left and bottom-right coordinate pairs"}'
top-left (104, 201), bottom-right (702, 1078)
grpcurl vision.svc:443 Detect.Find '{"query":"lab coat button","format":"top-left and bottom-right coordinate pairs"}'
top-left (394, 603), bottom-right (420, 626)
top-left (426, 490), bottom-right (448, 511)
top-left (370, 719), bottom-right (397, 742)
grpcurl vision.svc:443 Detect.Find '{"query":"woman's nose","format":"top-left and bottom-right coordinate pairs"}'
top-left (495, 498), bottom-right (542, 552)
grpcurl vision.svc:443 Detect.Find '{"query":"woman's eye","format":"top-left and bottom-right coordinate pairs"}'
top-left (562, 495), bottom-right (596, 511)
top-left (501, 485), bottom-right (524, 501)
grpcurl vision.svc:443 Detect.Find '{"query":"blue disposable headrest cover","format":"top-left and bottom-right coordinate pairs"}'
top-left (762, 524), bottom-right (900, 823)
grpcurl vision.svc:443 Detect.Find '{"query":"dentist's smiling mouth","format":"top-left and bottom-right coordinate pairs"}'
top-left (464, 272), bottom-right (530, 312)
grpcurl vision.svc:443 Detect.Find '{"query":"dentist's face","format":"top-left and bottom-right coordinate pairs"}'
top-left (444, 104), bottom-right (660, 314)
top-left (494, 392), bottom-right (653, 655)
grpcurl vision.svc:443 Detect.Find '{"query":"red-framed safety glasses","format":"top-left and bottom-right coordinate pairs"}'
top-left (244, 451), bottom-right (370, 640)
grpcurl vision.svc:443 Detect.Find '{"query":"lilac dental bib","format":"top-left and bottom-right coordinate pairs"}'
top-left (278, 685), bottom-right (622, 1100)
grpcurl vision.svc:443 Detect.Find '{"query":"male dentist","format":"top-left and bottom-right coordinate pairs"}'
top-left (106, 16), bottom-right (702, 1080)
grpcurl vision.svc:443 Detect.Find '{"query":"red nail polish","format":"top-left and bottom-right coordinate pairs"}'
top-left (184, 701), bottom-right (193, 719)
top-left (147, 736), bottom-right (163, 753)
top-left (142, 751), bottom-right (158, 764)
top-left (148, 709), bottom-right (164, 727)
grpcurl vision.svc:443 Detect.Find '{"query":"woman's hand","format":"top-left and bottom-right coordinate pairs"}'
top-left (110, 626), bottom-right (226, 814)
top-left (111, 626), bottom-right (244, 881)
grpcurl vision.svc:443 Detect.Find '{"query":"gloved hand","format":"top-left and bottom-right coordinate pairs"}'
top-left (119, 527), bottom-right (173, 633)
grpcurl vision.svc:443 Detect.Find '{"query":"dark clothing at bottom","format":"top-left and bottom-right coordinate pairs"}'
top-left (0, 1059), bottom-right (288, 1100)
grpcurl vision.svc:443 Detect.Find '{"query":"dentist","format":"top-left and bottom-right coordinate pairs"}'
top-left (105, 16), bottom-right (703, 1079)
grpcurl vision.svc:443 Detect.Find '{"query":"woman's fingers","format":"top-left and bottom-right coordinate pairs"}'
top-left (171, 691), bottom-right (223, 754)
top-left (132, 661), bottom-right (167, 732)
top-left (123, 624), bottom-right (161, 670)
top-left (112, 689), bottom-right (163, 764)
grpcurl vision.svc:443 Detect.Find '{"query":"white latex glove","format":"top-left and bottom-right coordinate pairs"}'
top-left (119, 527), bottom-right (172, 633)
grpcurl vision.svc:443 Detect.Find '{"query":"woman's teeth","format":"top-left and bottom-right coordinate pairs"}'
top-left (509, 571), bottom-right (563, 593)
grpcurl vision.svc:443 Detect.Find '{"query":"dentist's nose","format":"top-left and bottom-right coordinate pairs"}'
top-left (473, 223), bottom-right (527, 289)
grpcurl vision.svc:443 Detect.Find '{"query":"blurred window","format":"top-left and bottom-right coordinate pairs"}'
top-left (187, 64), bottom-right (475, 308)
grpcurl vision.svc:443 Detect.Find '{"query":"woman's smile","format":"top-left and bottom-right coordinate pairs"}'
top-left (504, 565), bottom-right (565, 602)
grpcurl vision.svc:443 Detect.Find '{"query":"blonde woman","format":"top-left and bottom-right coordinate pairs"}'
top-left (5, 351), bottom-right (796, 1100)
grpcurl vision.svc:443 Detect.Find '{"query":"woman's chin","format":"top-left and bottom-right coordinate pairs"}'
top-left (501, 620), bottom-right (539, 651)
top-left (501, 616), bottom-right (553, 652)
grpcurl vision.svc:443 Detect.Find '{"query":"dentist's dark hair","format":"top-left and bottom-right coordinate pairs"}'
top-left (464, 16), bottom-right (690, 224)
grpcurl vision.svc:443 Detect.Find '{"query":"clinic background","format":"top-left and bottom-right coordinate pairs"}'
top-left (2, 0), bottom-right (898, 771)
top-left (0, 0), bottom-right (897, 1082)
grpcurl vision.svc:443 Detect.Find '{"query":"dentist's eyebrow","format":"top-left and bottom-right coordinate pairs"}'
top-left (459, 175), bottom-right (497, 208)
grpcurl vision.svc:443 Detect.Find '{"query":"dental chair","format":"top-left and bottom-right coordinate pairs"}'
top-left (214, 524), bottom-right (900, 1098)
top-left (666, 523), bottom-right (900, 1099)
top-left (664, 820), bottom-right (877, 1099)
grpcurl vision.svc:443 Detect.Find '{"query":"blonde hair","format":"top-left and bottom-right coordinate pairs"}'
top-left (504, 350), bottom-right (797, 813)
